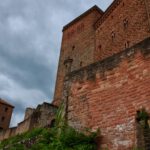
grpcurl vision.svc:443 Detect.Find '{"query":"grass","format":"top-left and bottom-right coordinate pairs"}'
top-left (0, 126), bottom-right (98, 150)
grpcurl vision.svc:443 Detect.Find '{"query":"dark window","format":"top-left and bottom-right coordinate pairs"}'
top-left (80, 61), bottom-right (83, 67)
top-left (1, 117), bottom-right (5, 122)
top-left (111, 31), bottom-right (116, 41)
top-left (123, 18), bottom-right (128, 29)
top-left (98, 45), bottom-right (101, 50)
top-left (50, 119), bottom-right (56, 128)
top-left (0, 127), bottom-right (3, 130)
top-left (72, 45), bottom-right (75, 50)
top-left (65, 64), bottom-right (68, 68)
top-left (5, 107), bottom-right (8, 112)
top-left (125, 41), bottom-right (130, 49)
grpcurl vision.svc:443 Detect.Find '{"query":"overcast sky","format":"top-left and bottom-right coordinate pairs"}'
top-left (0, 0), bottom-right (113, 127)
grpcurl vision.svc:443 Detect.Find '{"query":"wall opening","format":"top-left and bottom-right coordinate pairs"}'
top-left (1, 117), bottom-right (5, 122)
top-left (5, 107), bottom-right (8, 112)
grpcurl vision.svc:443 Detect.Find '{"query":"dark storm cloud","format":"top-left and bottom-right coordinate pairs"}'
top-left (0, 0), bottom-right (113, 126)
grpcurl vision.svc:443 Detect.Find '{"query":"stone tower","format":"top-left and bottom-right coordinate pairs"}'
top-left (0, 98), bottom-right (14, 130)
top-left (53, 6), bottom-right (103, 106)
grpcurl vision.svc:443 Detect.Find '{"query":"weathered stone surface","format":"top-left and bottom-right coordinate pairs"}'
top-left (63, 38), bottom-right (150, 150)
top-left (0, 102), bottom-right (57, 141)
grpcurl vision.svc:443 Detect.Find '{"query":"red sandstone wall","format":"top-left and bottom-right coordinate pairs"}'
top-left (53, 9), bottom-right (102, 105)
top-left (0, 103), bottom-right (13, 130)
top-left (65, 39), bottom-right (150, 150)
top-left (95, 0), bottom-right (150, 61)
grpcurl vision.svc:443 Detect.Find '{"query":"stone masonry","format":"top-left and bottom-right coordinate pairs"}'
top-left (0, 102), bottom-right (57, 141)
top-left (0, 98), bottom-right (14, 130)
top-left (53, 0), bottom-right (150, 106)
top-left (53, 0), bottom-right (150, 149)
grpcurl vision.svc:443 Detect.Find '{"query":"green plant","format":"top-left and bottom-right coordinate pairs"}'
top-left (132, 147), bottom-right (144, 150)
top-left (137, 108), bottom-right (149, 128)
top-left (0, 103), bottom-right (99, 150)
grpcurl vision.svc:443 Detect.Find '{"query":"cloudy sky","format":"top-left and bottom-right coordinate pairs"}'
top-left (0, 0), bottom-right (113, 127)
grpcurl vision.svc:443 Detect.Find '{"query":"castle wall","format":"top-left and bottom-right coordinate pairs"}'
top-left (53, 8), bottom-right (103, 105)
top-left (95, 0), bottom-right (150, 61)
top-left (0, 103), bottom-right (57, 141)
top-left (64, 38), bottom-right (150, 150)
top-left (16, 118), bottom-right (31, 135)
top-left (24, 108), bottom-right (35, 120)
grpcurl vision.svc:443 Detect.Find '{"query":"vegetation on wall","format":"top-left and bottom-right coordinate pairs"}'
top-left (136, 108), bottom-right (150, 129)
top-left (0, 103), bottom-right (99, 150)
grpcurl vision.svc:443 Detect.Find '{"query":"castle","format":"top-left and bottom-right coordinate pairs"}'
top-left (53, 0), bottom-right (150, 149)
top-left (0, 0), bottom-right (149, 149)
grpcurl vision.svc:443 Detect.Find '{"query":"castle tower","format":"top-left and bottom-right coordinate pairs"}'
top-left (53, 5), bottom-right (104, 106)
top-left (53, 0), bottom-right (150, 106)
top-left (0, 98), bottom-right (14, 130)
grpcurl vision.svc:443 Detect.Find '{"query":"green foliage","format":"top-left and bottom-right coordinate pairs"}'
top-left (137, 108), bottom-right (150, 129)
top-left (0, 104), bottom-right (98, 150)
top-left (48, 125), bottom-right (98, 150)
top-left (137, 108), bottom-right (149, 121)
top-left (132, 148), bottom-right (144, 150)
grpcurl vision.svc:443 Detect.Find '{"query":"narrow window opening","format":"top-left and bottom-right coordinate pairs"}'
top-left (123, 18), bottom-right (128, 29)
top-left (111, 31), bottom-right (116, 41)
top-left (80, 61), bottom-right (83, 67)
top-left (98, 45), bottom-right (102, 50)
top-left (1, 117), bottom-right (5, 122)
top-left (5, 107), bottom-right (8, 112)
top-left (0, 127), bottom-right (3, 131)
top-left (72, 45), bottom-right (75, 50)
top-left (65, 64), bottom-right (68, 68)
top-left (125, 41), bottom-right (130, 48)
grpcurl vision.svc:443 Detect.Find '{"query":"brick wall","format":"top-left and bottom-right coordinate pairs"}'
top-left (0, 103), bottom-right (14, 130)
top-left (64, 38), bottom-right (150, 150)
top-left (0, 102), bottom-right (57, 141)
top-left (95, 0), bottom-right (150, 62)
top-left (53, 7), bottom-right (103, 106)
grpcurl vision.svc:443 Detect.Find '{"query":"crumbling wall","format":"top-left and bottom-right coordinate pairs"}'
top-left (0, 103), bottom-right (57, 141)
top-left (64, 38), bottom-right (150, 150)
top-left (24, 108), bottom-right (35, 120)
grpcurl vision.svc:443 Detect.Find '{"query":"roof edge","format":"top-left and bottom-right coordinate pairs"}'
top-left (94, 0), bottom-right (122, 29)
top-left (0, 98), bottom-right (15, 108)
top-left (63, 5), bottom-right (104, 32)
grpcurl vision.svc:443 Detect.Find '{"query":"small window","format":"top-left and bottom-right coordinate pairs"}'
top-left (5, 107), bottom-right (8, 112)
top-left (123, 18), bottom-right (128, 29)
top-left (98, 45), bottom-right (101, 50)
top-left (125, 41), bottom-right (130, 48)
top-left (80, 61), bottom-right (83, 67)
top-left (0, 127), bottom-right (3, 130)
top-left (1, 117), bottom-right (5, 122)
top-left (111, 31), bottom-right (116, 41)
top-left (72, 45), bottom-right (75, 50)
top-left (65, 64), bottom-right (68, 68)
